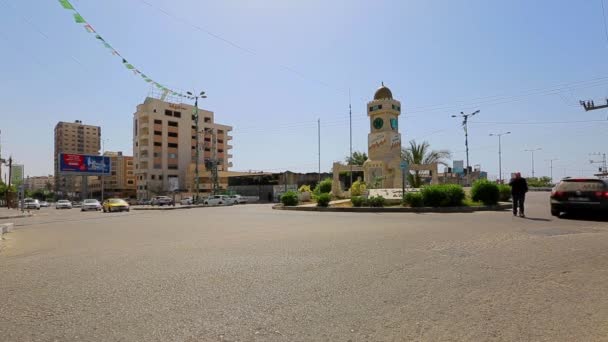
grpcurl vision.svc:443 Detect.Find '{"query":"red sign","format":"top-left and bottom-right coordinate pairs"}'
top-left (62, 154), bottom-right (86, 171)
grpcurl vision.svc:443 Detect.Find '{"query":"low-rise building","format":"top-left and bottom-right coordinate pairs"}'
top-left (24, 175), bottom-right (54, 192)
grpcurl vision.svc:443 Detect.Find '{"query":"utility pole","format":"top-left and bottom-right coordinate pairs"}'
top-left (546, 158), bottom-right (558, 184)
top-left (318, 118), bottom-right (321, 184)
top-left (6, 156), bottom-right (12, 208)
top-left (489, 131), bottom-right (511, 183)
top-left (589, 152), bottom-right (607, 178)
top-left (524, 148), bottom-right (542, 178)
top-left (186, 91), bottom-right (206, 202)
top-left (349, 89), bottom-right (353, 187)
top-left (452, 110), bottom-right (480, 185)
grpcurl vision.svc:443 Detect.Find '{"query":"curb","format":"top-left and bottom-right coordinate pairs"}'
top-left (273, 203), bottom-right (511, 213)
top-left (0, 213), bottom-right (33, 220)
top-left (132, 204), bottom-right (209, 211)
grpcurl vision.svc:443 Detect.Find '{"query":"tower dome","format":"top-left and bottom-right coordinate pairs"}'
top-left (373, 82), bottom-right (393, 100)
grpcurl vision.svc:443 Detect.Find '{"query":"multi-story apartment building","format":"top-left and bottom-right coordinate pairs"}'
top-left (133, 97), bottom-right (233, 199)
top-left (54, 120), bottom-right (101, 198)
top-left (24, 175), bottom-right (54, 192)
top-left (102, 151), bottom-right (136, 199)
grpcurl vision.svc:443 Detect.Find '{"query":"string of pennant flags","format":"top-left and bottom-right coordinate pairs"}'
top-left (57, 0), bottom-right (197, 100)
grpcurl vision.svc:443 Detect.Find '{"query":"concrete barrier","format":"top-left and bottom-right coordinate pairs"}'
top-left (0, 223), bottom-right (14, 234)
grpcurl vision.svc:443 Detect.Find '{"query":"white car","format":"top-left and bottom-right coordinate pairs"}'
top-left (81, 199), bottom-right (102, 211)
top-left (23, 198), bottom-right (41, 210)
top-left (203, 195), bottom-right (233, 206)
top-left (180, 197), bottom-right (193, 205)
top-left (56, 200), bottom-right (73, 209)
top-left (39, 201), bottom-right (50, 207)
top-left (228, 195), bottom-right (247, 204)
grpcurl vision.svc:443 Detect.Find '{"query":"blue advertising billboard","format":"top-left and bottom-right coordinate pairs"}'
top-left (59, 153), bottom-right (111, 175)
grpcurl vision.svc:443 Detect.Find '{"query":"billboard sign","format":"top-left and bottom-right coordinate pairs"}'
top-left (59, 153), bottom-right (110, 175)
top-left (10, 164), bottom-right (24, 185)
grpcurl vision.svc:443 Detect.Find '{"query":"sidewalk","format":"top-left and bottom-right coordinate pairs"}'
top-left (0, 208), bottom-right (34, 220)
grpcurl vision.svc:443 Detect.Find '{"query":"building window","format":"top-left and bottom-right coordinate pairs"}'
top-left (218, 130), bottom-right (224, 134)
top-left (153, 109), bottom-right (157, 113)
top-left (204, 147), bottom-right (211, 152)
top-left (204, 117), bottom-right (211, 123)
top-left (153, 152), bottom-right (161, 158)
top-left (168, 132), bottom-right (178, 138)
top-left (154, 119), bottom-right (162, 124)
top-left (111, 171), bottom-right (117, 176)
top-left (192, 135), bottom-right (196, 140)
top-left (159, 175), bottom-right (163, 180)
top-left (165, 109), bottom-right (173, 117)
top-left (218, 139), bottom-right (223, 144)
top-left (168, 165), bottom-right (178, 170)
top-left (173, 111), bottom-right (181, 118)
top-left (191, 125), bottom-right (197, 130)
top-left (127, 180), bottom-right (134, 185)
top-left (168, 153), bottom-right (177, 159)
top-left (204, 137), bottom-right (211, 142)
top-left (168, 143), bottom-right (178, 148)
top-left (154, 130), bottom-right (162, 136)
top-left (154, 163), bottom-right (162, 169)
top-left (218, 149), bottom-right (224, 153)
top-left (151, 175), bottom-right (156, 180)
top-left (168, 121), bottom-right (178, 127)
top-left (154, 142), bottom-right (162, 147)
top-left (191, 146), bottom-right (196, 150)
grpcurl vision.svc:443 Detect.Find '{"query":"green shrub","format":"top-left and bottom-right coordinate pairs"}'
top-left (368, 195), bottom-right (385, 207)
top-left (471, 180), bottom-right (499, 205)
top-left (403, 192), bottom-right (424, 207)
top-left (349, 179), bottom-right (367, 197)
top-left (298, 185), bottom-right (312, 193)
top-left (314, 178), bottom-right (333, 195)
top-left (498, 184), bottom-right (511, 202)
top-left (421, 184), bottom-right (465, 207)
top-left (316, 193), bottom-right (331, 207)
top-left (280, 191), bottom-right (299, 206)
top-left (351, 196), bottom-right (365, 207)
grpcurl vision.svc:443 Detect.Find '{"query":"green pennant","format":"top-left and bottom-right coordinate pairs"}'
top-left (103, 42), bottom-right (112, 49)
top-left (144, 78), bottom-right (152, 83)
top-left (73, 13), bottom-right (86, 23)
top-left (124, 63), bottom-right (135, 70)
top-left (58, 0), bottom-right (74, 10)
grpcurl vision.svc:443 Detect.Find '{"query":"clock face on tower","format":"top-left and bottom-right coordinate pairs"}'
top-left (373, 117), bottom-right (384, 130)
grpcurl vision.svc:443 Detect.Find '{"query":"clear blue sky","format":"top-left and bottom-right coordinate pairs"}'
top-left (2, 0), bottom-right (608, 181)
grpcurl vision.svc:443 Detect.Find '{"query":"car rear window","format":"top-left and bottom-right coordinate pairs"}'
top-left (556, 180), bottom-right (606, 192)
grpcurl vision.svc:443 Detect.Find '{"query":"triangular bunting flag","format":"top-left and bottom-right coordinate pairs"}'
top-left (84, 24), bottom-right (95, 33)
top-left (58, 0), bottom-right (74, 10)
top-left (73, 13), bottom-right (86, 23)
top-left (124, 63), bottom-right (135, 70)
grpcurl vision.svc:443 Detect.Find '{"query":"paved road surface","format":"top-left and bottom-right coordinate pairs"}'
top-left (1, 193), bottom-right (608, 341)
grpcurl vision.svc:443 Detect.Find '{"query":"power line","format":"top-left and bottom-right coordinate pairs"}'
top-left (471, 119), bottom-right (607, 125)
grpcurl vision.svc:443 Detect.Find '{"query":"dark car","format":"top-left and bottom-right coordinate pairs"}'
top-left (550, 178), bottom-right (608, 217)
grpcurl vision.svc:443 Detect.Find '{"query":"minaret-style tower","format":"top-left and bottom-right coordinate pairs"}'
top-left (364, 83), bottom-right (403, 188)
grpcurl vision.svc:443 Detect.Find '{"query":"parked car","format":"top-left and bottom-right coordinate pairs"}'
top-left (203, 195), bottom-right (233, 206)
top-left (137, 199), bottom-right (152, 205)
top-left (39, 201), bottom-right (50, 208)
top-left (228, 195), bottom-right (247, 204)
top-left (125, 198), bottom-right (138, 206)
top-left (56, 200), bottom-right (73, 209)
top-left (180, 197), bottom-right (193, 205)
top-left (81, 199), bottom-right (102, 211)
top-left (23, 198), bottom-right (41, 210)
top-left (72, 201), bottom-right (82, 208)
top-left (151, 196), bottom-right (174, 206)
top-left (102, 198), bottom-right (130, 213)
top-left (550, 178), bottom-right (608, 217)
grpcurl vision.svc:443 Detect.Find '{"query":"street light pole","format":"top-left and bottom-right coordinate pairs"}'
top-left (524, 148), bottom-right (542, 178)
top-left (489, 131), bottom-right (511, 183)
top-left (546, 158), bottom-right (558, 184)
top-left (452, 110), bottom-right (480, 185)
top-left (187, 91), bottom-right (207, 203)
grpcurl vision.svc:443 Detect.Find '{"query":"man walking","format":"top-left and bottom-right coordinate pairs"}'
top-left (509, 172), bottom-right (528, 217)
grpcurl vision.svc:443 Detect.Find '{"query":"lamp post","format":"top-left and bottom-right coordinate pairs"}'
top-left (187, 91), bottom-right (207, 202)
top-left (546, 158), bottom-right (558, 184)
top-left (524, 148), bottom-right (542, 178)
top-left (452, 110), bottom-right (480, 185)
top-left (101, 138), bottom-right (109, 201)
top-left (489, 131), bottom-right (511, 183)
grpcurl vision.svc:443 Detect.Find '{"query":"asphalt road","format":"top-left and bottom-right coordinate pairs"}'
top-left (1, 193), bottom-right (608, 341)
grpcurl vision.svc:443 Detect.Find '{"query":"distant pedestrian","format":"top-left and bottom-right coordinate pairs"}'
top-left (509, 172), bottom-right (528, 217)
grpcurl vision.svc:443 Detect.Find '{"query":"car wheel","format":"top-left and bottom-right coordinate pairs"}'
top-left (551, 208), bottom-right (560, 217)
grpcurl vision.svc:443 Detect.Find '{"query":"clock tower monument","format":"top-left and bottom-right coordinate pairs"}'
top-left (363, 83), bottom-right (403, 188)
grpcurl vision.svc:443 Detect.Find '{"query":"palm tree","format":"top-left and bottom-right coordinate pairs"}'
top-left (345, 151), bottom-right (368, 166)
top-left (401, 140), bottom-right (451, 187)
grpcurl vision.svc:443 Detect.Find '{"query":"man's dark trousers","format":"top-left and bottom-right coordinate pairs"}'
top-left (513, 193), bottom-right (525, 216)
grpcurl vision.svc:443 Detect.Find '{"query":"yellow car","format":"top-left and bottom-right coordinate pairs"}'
top-left (102, 198), bottom-right (130, 213)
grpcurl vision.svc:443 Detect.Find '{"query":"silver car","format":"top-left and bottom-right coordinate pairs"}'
top-left (81, 199), bottom-right (102, 211)
top-left (23, 198), bottom-right (41, 210)
top-left (56, 200), bottom-right (73, 209)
